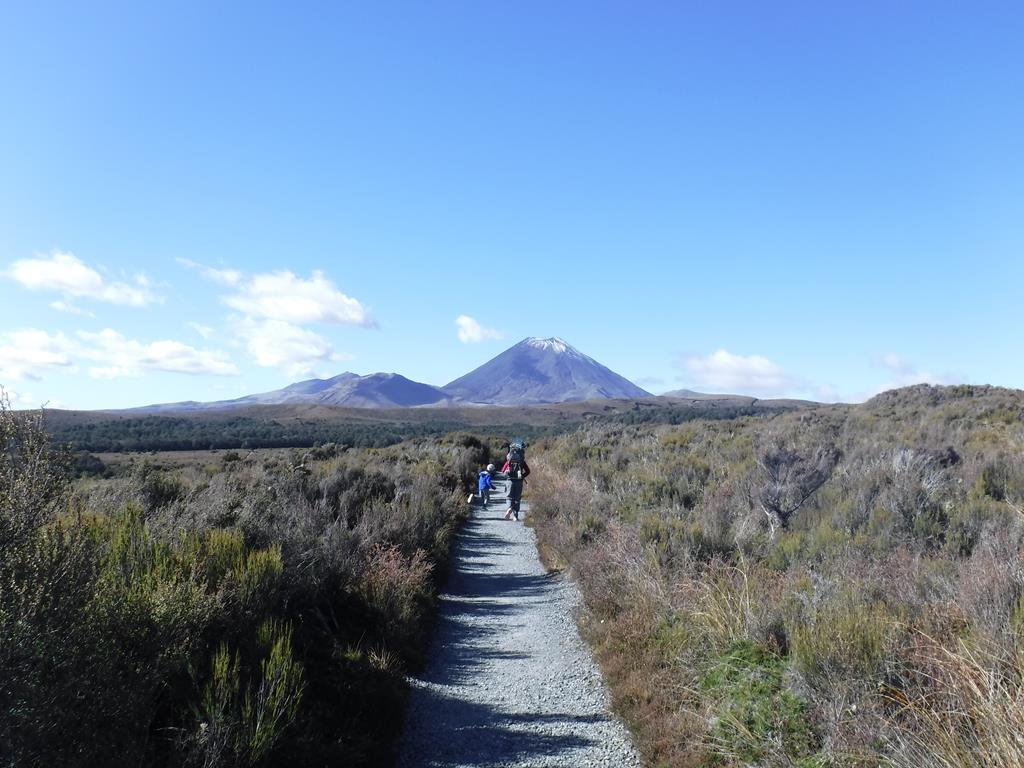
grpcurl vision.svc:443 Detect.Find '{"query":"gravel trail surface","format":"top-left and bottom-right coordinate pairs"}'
top-left (397, 485), bottom-right (642, 768)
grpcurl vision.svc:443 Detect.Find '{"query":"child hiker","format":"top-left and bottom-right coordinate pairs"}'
top-left (478, 463), bottom-right (496, 506)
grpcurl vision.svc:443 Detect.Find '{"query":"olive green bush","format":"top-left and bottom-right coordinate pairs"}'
top-left (1, 397), bottom-right (466, 767)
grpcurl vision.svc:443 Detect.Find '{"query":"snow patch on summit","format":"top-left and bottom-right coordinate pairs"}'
top-left (525, 337), bottom-right (572, 354)
top-left (522, 337), bottom-right (594, 364)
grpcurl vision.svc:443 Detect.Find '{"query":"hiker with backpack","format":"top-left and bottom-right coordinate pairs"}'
top-left (478, 463), bottom-right (496, 506)
top-left (501, 440), bottom-right (530, 520)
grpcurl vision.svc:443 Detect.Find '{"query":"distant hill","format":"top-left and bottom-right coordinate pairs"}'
top-left (302, 372), bottom-right (452, 408)
top-left (134, 372), bottom-right (451, 413)
top-left (442, 337), bottom-right (651, 405)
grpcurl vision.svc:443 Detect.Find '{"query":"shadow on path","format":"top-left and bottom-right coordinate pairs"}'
top-left (404, 686), bottom-right (601, 764)
top-left (399, 495), bottom-right (640, 767)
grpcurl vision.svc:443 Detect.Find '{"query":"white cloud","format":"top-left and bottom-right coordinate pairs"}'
top-left (868, 353), bottom-right (957, 395)
top-left (634, 376), bottom-right (666, 389)
top-left (8, 250), bottom-right (159, 306)
top-left (50, 300), bottom-right (95, 317)
top-left (4, 389), bottom-right (35, 407)
top-left (2, 323), bottom-right (241, 386)
top-left (76, 329), bottom-right (238, 378)
top-left (180, 261), bottom-right (372, 374)
top-left (888, 371), bottom-right (948, 387)
top-left (188, 321), bottom-right (215, 339)
top-left (456, 315), bottom-right (503, 343)
top-left (233, 318), bottom-right (352, 378)
top-left (0, 329), bottom-right (77, 380)
top-left (685, 349), bottom-right (795, 396)
top-left (813, 384), bottom-right (845, 404)
top-left (224, 270), bottom-right (372, 326)
top-left (176, 257), bottom-right (242, 286)
top-left (877, 353), bottom-right (913, 374)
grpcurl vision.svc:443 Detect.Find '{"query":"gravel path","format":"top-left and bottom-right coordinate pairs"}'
top-left (397, 483), bottom-right (642, 768)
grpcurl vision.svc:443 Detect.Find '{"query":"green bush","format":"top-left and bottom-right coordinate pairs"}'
top-left (700, 640), bottom-right (818, 766)
top-left (183, 620), bottom-right (304, 767)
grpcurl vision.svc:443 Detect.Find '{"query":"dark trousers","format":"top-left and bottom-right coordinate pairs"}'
top-left (507, 480), bottom-right (523, 516)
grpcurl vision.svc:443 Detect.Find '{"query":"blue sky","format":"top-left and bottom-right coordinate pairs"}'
top-left (2, 2), bottom-right (1022, 410)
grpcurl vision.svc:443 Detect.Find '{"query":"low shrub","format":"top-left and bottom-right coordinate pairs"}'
top-left (357, 543), bottom-right (434, 664)
top-left (182, 620), bottom-right (304, 767)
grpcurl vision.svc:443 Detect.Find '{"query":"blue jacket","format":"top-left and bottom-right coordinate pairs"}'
top-left (478, 470), bottom-right (494, 492)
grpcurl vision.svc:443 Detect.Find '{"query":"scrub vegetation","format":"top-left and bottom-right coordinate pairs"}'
top-left (1, 395), bottom-right (503, 767)
top-left (8, 383), bottom-right (1024, 767)
top-left (528, 384), bottom-right (1024, 767)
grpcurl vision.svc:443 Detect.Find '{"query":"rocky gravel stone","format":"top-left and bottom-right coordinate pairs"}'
top-left (397, 486), bottom-right (642, 767)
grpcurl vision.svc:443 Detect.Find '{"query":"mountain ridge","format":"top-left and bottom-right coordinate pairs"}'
top-left (127, 337), bottom-right (650, 412)
top-left (132, 372), bottom-right (452, 413)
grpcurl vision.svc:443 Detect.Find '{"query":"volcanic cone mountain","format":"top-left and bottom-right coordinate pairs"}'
top-left (442, 337), bottom-right (651, 406)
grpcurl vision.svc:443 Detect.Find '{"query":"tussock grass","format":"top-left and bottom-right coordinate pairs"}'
top-left (884, 635), bottom-right (1024, 768)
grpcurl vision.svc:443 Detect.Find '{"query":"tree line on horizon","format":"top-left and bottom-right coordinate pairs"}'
top-left (43, 400), bottom-right (793, 454)
top-left (44, 413), bottom-right (553, 452)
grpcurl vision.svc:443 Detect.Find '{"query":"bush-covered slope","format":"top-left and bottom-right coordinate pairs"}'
top-left (528, 384), bottom-right (1024, 767)
top-left (1, 401), bottom-right (504, 767)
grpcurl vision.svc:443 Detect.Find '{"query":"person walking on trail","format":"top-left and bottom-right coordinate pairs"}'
top-left (502, 440), bottom-right (530, 520)
top-left (478, 464), bottom-right (496, 506)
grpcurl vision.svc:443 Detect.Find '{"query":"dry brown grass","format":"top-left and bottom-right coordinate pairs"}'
top-left (885, 635), bottom-right (1024, 768)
